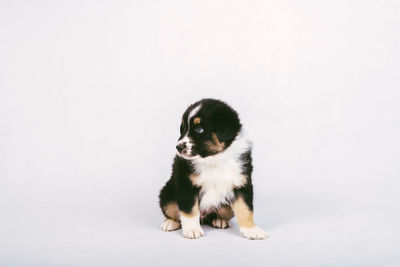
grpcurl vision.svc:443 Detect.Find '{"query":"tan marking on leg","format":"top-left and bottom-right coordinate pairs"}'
top-left (193, 117), bottom-right (201, 124)
top-left (210, 205), bottom-right (233, 229)
top-left (232, 196), bottom-right (255, 228)
top-left (217, 205), bottom-right (234, 220)
top-left (204, 133), bottom-right (225, 153)
top-left (162, 202), bottom-right (180, 221)
top-left (189, 174), bottom-right (199, 186)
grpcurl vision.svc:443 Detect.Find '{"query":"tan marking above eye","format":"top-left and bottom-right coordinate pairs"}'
top-left (193, 117), bottom-right (201, 125)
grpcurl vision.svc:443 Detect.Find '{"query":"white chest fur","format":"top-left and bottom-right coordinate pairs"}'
top-left (190, 133), bottom-right (251, 211)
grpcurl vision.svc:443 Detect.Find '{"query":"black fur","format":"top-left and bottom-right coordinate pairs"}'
top-left (159, 156), bottom-right (197, 216)
top-left (236, 150), bottom-right (254, 211)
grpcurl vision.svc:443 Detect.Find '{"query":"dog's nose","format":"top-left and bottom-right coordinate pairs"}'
top-left (176, 142), bottom-right (186, 153)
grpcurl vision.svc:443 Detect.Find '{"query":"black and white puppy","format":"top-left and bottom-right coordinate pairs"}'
top-left (159, 98), bottom-right (266, 240)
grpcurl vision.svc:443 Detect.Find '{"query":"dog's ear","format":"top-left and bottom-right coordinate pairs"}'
top-left (214, 106), bottom-right (241, 142)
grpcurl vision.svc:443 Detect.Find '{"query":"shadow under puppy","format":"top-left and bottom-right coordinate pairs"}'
top-left (159, 98), bottom-right (266, 240)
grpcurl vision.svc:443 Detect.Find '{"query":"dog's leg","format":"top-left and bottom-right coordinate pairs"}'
top-left (179, 197), bottom-right (204, 239)
top-left (232, 195), bottom-right (267, 240)
top-left (160, 202), bottom-right (181, 231)
top-left (210, 205), bottom-right (234, 229)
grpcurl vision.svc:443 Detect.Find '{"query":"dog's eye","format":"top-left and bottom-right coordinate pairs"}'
top-left (194, 127), bottom-right (204, 134)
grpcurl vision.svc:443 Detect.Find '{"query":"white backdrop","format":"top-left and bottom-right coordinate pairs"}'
top-left (1, 1), bottom-right (399, 266)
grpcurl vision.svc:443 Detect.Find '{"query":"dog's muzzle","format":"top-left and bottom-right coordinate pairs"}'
top-left (176, 138), bottom-right (197, 159)
top-left (176, 142), bottom-right (186, 153)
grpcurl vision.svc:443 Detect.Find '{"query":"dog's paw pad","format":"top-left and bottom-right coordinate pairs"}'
top-left (240, 226), bottom-right (267, 240)
top-left (211, 218), bottom-right (230, 229)
top-left (182, 227), bottom-right (204, 239)
top-left (160, 219), bottom-right (181, 231)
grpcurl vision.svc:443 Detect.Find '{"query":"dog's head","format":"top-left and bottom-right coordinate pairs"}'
top-left (176, 99), bottom-right (242, 159)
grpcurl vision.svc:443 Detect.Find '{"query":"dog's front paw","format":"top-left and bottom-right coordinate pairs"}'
top-left (182, 226), bottom-right (204, 239)
top-left (161, 219), bottom-right (181, 231)
top-left (211, 218), bottom-right (230, 229)
top-left (240, 226), bottom-right (267, 240)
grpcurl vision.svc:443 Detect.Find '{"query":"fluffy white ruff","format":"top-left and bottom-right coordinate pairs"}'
top-left (191, 132), bottom-right (252, 211)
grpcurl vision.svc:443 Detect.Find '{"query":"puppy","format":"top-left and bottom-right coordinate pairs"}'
top-left (159, 98), bottom-right (266, 240)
